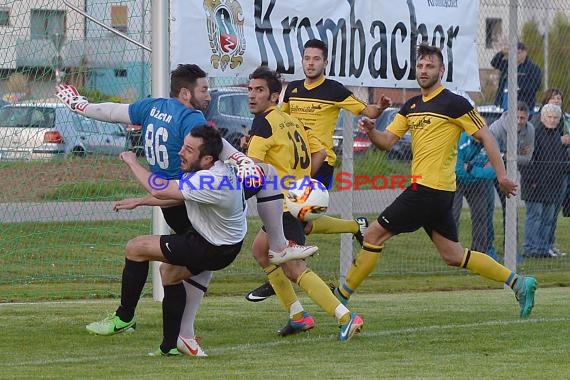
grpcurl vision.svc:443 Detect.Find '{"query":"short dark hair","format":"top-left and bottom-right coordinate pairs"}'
top-left (170, 64), bottom-right (207, 98)
top-left (303, 39), bottom-right (328, 59)
top-left (189, 125), bottom-right (223, 160)
top-left (417, 43), bottom-right (444, 65)
top-left (517, 101), bottom-right (529, 113)
top-left (517, 42), bottom-right (526, 51)
top-left (249, 66), bottom-right (282, 95)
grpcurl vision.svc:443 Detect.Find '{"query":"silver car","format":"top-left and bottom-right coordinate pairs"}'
top-left (0, 102), bottom-right (129, 160)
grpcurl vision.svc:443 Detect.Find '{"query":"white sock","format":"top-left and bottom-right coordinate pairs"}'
top-left (289, 300), bottom-right (304, 319)
top-left (256, 164), bottom-right (288, 252)
top-left (334, 303), bottom-right (350, 322)
top-left (179, 271), bottom-right (213, 338)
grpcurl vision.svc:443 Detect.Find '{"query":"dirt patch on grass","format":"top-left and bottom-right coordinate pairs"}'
top-left (0, 157), bottom-right (134, 202)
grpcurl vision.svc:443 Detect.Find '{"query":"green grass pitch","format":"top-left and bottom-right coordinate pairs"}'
top-left (1, 288), bottom-right (569, 379)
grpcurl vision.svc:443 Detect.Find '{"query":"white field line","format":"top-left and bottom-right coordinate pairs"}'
top-left (212, 316), bottom-right (570, 353)
top-left (2, 315), bottom-right (568, 367)
top-left (0, 300), bottom-right (113, 307)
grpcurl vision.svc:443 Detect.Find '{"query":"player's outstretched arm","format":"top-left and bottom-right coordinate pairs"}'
top-left (119, 151), bottom-right (184, 200)
top-left (361, 94), bottom-right (392, 119)
top-left (55, 84), bottom-right (131, 124)
top-left (113, 196), bottom-right (183, 211)
top-left (359, 117), bottom-right (399, 151)
top-left (310, 149), bottom-right (327, 177)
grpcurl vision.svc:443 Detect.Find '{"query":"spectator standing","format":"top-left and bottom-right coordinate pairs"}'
top-left (521, 104), bottom-right (569, 258)
top-left (452, 132), bottom-right (498, 260)
top-left (530, 88), bottom-right (570, 256)
top-left (490, 42), bottom-right (542, 111)
top-left (489, 102), bottom-right (535, 222)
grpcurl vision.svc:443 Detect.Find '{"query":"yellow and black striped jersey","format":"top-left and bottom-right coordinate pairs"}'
top-left (281, 76), bottom-right (367, 165)
top-left (387, 87), bottom-right (485, 191)
top-left (247, 106), bottom-right (323, 200)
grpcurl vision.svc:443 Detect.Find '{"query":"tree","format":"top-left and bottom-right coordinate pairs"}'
top-left (521, 20), bottom-right (544, 70)
top-left (520, 19), bottom-right (544, 107)
top-left (545, 12), bottom-right (570, 111)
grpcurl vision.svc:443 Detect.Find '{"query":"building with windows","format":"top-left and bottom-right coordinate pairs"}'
top-left (0, 0), bottom-right (150, 101)
top-left (0, 1), bottom-right (568, 103)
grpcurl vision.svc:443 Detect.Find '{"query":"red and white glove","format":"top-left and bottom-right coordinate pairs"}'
top-left (227, 152), bottom-right (264, 188)
top-left (55, 84), bottom-right (90, 113)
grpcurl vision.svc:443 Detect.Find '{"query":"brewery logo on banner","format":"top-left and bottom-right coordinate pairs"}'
top-left (203, 0), bottom-right (247, 71)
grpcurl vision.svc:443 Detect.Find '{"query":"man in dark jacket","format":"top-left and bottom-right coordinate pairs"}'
top-left (521, 104), bottom-right (569, 258)
top-left (491, 42), bottom-right (542, 111)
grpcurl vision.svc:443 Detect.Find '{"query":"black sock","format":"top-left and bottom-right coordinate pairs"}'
top-left (115, 258), bottom-right (149, 322)
top-left (160, 283), bottom-right (186, 353)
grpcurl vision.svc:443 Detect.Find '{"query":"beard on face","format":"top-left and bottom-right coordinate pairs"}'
top-left (189, 92), bottom-right (208, 112)
top-left (418, 74), bottom-right (439, 89)
top-left (187, 158), bottom-right (204, 172)
top-left (180, 157), bottom-right (201, 173)
top-left (303, 66), bottom-right (324, 80)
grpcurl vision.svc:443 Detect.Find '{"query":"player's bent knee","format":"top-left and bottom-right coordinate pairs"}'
top-left (160, 263), bottom-right (191, 285)
top-left (363, 221), bottom-right (389, 246)
top-left (125, 236), bottom-right (159, 262)
top-left (252, 234), bottom-right (270, 267)
top-left (281, 260), bottom-right (306, 281)
top-left (125, 238), bottom-right (142, 260)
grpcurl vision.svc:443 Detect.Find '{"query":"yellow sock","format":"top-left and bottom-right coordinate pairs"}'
top-left (461, 249), bottom-right (516, 285)
top-left (340, 243), bottom-right (383, 299)
top-left (309, 216), bottom-right (358, 234)
top-left (264, 265), bottom-right (299, 312)
top-left (297, 269), bottom-right (340, 317)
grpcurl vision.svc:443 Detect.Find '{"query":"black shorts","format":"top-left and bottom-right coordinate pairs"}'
top-left (160, 227), bottom-right (243, 275)
top-left (378, 184), bottom-right (458, 242)
top-left (243, 185), bottom-right (261, 200)
top-left (161, 204), bottom-right (192, 235)
top-left (312, 162), bottom-right (334, 188)
top-left (262, 212), bottom-right (306, 245)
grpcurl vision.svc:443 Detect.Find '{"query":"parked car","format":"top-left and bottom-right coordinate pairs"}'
top-left (127, 87), bottom-right (253, 154)
top-left (125, 123), bottom-right (144, 156)
top-left (0, 102), bottom-right (129, 160)
top-left (374, 107), bottom-right (412, 161)
top-left (476, 104), bottom-right (504, 126)
top-left (333, 110), bottom-right (372, 156)
top-left (205, 87), bottom-right (253, 149)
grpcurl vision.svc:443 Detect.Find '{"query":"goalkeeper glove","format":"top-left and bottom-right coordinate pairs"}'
top-left (55, 84), bottom-right (90, 114)
top-left (227, 152), bottom-right (264, 188)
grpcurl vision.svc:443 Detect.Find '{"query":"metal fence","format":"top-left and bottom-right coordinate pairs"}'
top-left (1, 0), bottom-right (569, 300)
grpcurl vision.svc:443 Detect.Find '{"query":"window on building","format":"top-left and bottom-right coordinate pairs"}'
top-left (485, 18), bottom-right (502, 49)
top-left (111, 5), bottom-right (128, 34)
top-left (114, 69), bottom-right (127, 78)
top-left (30, 9), bottom-right (65, 39)
top-left (0, 8), bottom-right (10, 26)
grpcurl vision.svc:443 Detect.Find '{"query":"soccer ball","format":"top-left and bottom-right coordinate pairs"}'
top-left (286, 178), bottom-right (329, 221)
